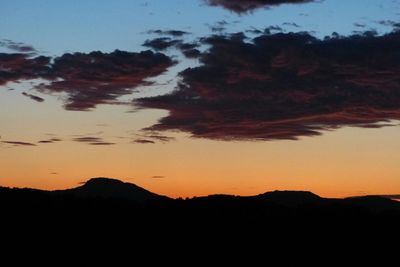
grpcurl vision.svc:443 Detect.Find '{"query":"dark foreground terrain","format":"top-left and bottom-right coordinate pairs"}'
top-left (1, 178), bottom-right (399, 261)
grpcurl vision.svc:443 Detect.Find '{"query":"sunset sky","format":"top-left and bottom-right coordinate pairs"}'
top-left (1, 0), bottom-right (400, 198)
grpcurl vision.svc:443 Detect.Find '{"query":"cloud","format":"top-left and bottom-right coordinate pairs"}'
top-left (204, 0), bottom-right (314, 13)
top-left (38, 138), bottom-right (62, 144)
top-left (88, 142), bottom-right (116, 145)
top-left (147, 30), bottom-right (190, 37)
top-left (134, 132), bottom-right (175, 143)
top-left (0, 53), bottom-right (51, 86)
top-left (143, 37), bottom-right (182, 51)
top-left (151, 176), bottom-right (165, 179)
top-left (144, 39), bottom-right (201, 58)
top-left (133, 139), bottom-right (156, 144)
top-left (377, 20), bottom-right (400, 29)
top-left (36, 50), bottom-right (175, 111)
top-left (181, 49), bottom-right (201, 58)
top-left (354, 23), bottom-right (366, 28)
top-left (177, 43), bottom-right (201, 58)
top-left (283, 22), bottom-right (300, 28)
top-left (207, 20), bottom-right (229, 33)
top-left (22, 92), bottom-right (44, 102)
top-left (136, 31), bottom-right (400, 141)
top-left (1, 40), bottom-right (175, 111)
top-left (0, 39), bottom-right (37, 53)
top-left (1, 141), bottom-right (37, 146)
top-left (143, 134), bottom-right (175, 142)
top-left (265, 25), bottom-right (283, 32)
top-left (72, 137), bottom-right (115, 145)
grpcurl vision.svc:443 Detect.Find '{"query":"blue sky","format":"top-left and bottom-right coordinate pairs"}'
top-left (1, 0), bottom-right (399, 55)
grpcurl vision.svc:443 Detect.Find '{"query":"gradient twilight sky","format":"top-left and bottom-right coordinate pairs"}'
top-left (1, 0), bottom-right (400, 198)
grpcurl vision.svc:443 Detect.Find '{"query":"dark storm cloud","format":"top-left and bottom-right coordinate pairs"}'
top-left (143, 37), bottom-right (183, 51)
top-left (0, 53), bottom-right (51, 86)
top-left (72, 137), bottom-right (115, 145)
top-left (36, 50), bottom-right (175, 111)
top-left (0, 39), bottom-right (37, 53)
top-left (204, 0), bottom-right (314, 13)
top-left (147, 30), bottom-right (190, 37)
top-left (1, 141), bottom-right (37, 146)
top-left (22, 92), bottom-right (44, 102)
top-left (136, 31), bottom-right (400, 141)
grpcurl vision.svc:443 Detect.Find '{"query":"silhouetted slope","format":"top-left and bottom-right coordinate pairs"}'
top-left (57, 177), bottom-right (167, 202)
top-left (376, 194), bottom-right (400, 201)
top-left (2, 178), bottom-right (400, 257)
top-left (344, 196), bottom-right (400, 212)
top-left (255, 190), bottom-right (322, 207)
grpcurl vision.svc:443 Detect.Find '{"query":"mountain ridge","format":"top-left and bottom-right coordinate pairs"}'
top-left (1, 177), bottom-right (399, 209)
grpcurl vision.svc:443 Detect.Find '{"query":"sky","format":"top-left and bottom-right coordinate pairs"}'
top-left (1, 0), bottom-right (400, 198)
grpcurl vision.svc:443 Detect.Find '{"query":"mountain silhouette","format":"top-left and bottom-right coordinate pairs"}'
top-left (344, 196), bottom-right (400, 211)
top-left (56, 177), bottom-right (167, 202)
top-left (255, 190), bottom-right (322, 207)
top-left (2, 177), bottom-right (400, 255)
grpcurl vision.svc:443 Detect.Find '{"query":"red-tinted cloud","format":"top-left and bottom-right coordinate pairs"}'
top-left (1, 41), bottom-right (175, 111)
top-left (0, 53), bottom-right (50, 86)
top-left (36, 50), bottom-right (175, 110)
top-left (204, 0), bottom-right (313, 13)
top-left (136, 31), bottom-right (400, 141)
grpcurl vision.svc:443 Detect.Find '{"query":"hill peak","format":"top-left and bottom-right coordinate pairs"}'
top-left (65, 177), bottom-right (165, 202)
top-left (256, 190), bottom-right (322, 207)
top-left (84, 177), bottom-right (128, 186)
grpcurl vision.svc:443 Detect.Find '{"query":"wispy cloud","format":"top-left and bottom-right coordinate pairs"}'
top-left (22, 92), bottom-right (44, 103)
top-left (1, 141), bottom-right (37, 146)
top-left (73, 137), bottom-right (115, 145)
top-left (0, 39), bottom-right (37, 53)
top-left (204, 0), bottom-right (314, 13)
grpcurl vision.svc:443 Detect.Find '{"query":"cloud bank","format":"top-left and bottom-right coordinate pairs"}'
top-left (136, 31), bottom-right (400, 141)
